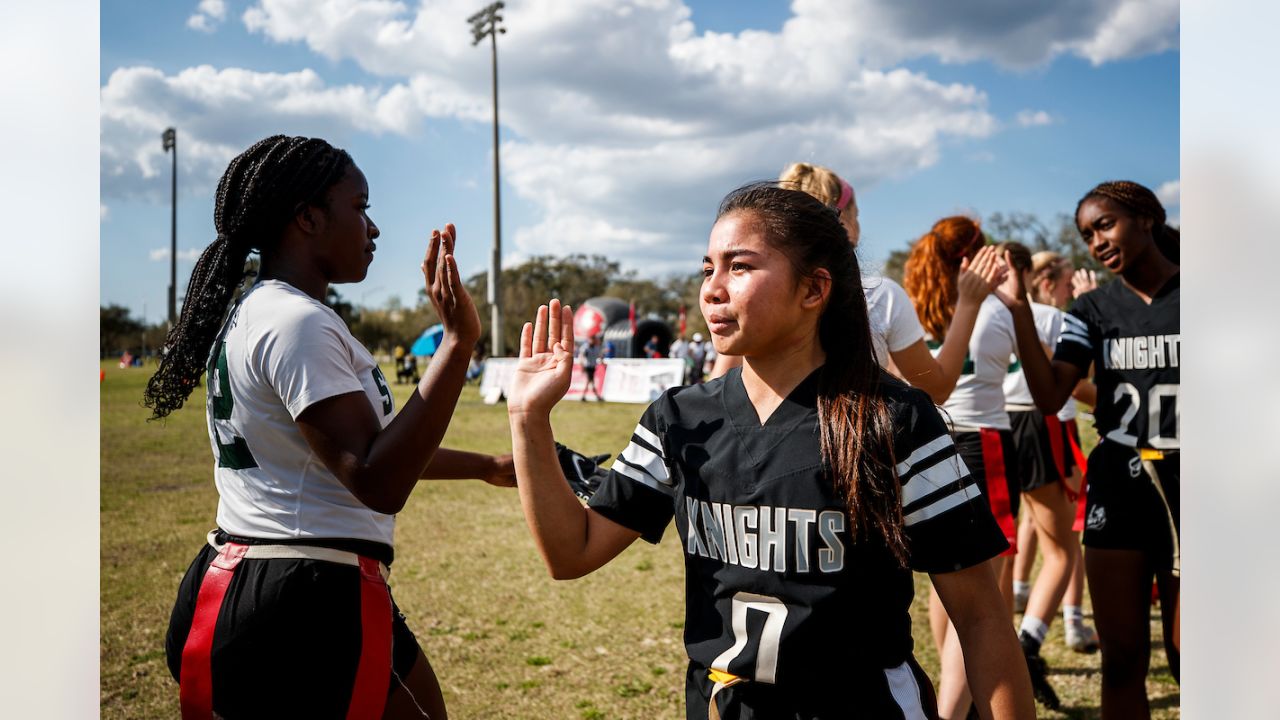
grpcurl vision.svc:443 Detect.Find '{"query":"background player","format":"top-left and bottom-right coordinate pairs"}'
top-left (709, 162), bottom-right (1007, 398)
top-left (505, 183), bottom-right (1034, 719)
top-left (901, 219), bottom-right (1052, 713)
top-left (998, 180), bottom-right (1180, 719)
top-left (146, 135), bottom-right (513, 719)
top-left (1012, 250), bottom-right (1099, 654)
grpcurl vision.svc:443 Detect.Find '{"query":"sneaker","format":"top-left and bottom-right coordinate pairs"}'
top-left (1065, 623), bottom-right (1100, 654)
top-left (1023, 651), bottom-right (1061, 710)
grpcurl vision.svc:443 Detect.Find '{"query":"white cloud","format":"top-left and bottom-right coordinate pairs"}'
top-left (1016, 110), bottom-right (1055, 127)
top-left (188, 0), bottom-right (228, 33)
top-left (103, 0), bottom-right (1178, 271)
top-left (1156, 179), bottom-right (1180, 207)
top-left (149, 247), bottom-right (204, 262)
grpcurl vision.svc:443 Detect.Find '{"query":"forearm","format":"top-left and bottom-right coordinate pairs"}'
top-left (1071, 378), bottom-right (1097, 408)
top-left (508, 411), bottom-right (594, 579)
top-left (929, 299), bottom-right (981, 400)
top-left (352, 337), bottom-right (475, 510)
top-left (421, 448), bottom-right (496, 480)
top-left (1006, 301), bottom-right (1074, 413)
top-left (955, 613), bottom-right (1036, 719)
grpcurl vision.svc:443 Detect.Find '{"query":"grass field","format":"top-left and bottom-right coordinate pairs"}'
top-left (101, 360), bottom-right (1179, 718)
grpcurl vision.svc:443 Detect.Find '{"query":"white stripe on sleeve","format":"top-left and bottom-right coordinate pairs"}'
top-left (884, 661), bottom-right (929, 720)
top-left (619, 440), bottom-right (671, 486)
top-left (894, 434), bottom-right (954, 477)
top-left (632, 424), bottom-right (663, 454)
top-left (612, 460), bottom-right (676, 497)
top-left (900, 455), bottom-right (969, 507)
top-left (903, 483), bottom-right (983, 527)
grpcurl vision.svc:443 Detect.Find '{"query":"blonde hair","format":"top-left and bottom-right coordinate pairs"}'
top-left (778, 162), bottom-right (844, 207)
top-left (1029, 251), bottom-right (1072, 305)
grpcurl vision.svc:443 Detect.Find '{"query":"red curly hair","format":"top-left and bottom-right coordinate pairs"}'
top-left (902, 216), bottom-right (985, 342)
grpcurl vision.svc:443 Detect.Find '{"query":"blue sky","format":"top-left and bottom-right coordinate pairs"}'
top-left (101, 0), bottom-right (1179, 324)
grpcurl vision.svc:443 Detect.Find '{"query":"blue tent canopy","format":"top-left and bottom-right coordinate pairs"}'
top-left (410, 323), bottom-right (445, 356)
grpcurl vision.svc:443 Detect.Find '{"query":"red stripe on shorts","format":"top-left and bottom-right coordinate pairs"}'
top-left (979, 427), bottom-right (1017, 556)
top-left (1043, 415), bottom-right (1075, 501)
top-left (1066, 421), bottom-right (1089, 533)
top-left (346, 556), bottom-right (392, 720)
top-left (180, 542), bottom-right (247, 720)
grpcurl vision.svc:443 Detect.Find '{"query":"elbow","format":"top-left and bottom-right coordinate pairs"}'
top-left (546, 560), bottom-right (587, 581)
top-left (362, 494), bottom-right (407, 515)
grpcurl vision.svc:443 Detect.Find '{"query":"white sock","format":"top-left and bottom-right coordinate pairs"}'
top-left (1063, 605), bottom-right (1084, 626)
top-left (1014, 580), bottom-right (1032, 597)
top-left (1019, 615), bottom-right (1050, 645)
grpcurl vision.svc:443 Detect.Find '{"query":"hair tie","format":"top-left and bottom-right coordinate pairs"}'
top-left (835, 178), bottom-right (853, 212)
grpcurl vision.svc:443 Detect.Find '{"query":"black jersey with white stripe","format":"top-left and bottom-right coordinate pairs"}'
top-left (588, 367), bottom-right (1007, 689)
top-left (1054, 274), bottom-right (1179, 451)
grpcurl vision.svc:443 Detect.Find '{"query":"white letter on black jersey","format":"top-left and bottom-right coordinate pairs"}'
top-left (787, 508), bottom-right (817, 573)
top-left (734, 506), bottom-right (759, 570)
top-left (1134, 336), bottom-right (1149, 369)
top-left (818, 510), bottom-right (845, 573)
top-left (685, 497), bottom-right (710, 558)
top-left (716, 502), bottom-right (740, 565)
top-left (700, 500), bottom-right (725, 562)
top-left (757, 506), bottom-right (787, 572)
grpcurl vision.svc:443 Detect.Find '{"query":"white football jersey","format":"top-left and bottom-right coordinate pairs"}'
top-left (863, 275), bottom-right (925, 368)
top-left (206, 280), bottom-right (397, 546)
top-left (935, 295), bottom-right (1017, 431)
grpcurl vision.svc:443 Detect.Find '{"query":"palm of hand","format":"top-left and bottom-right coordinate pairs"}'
top-left (510, 344), bottom-right (573, 413)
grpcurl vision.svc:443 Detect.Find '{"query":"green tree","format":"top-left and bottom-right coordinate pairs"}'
top-left (100, 305), bottom-right (145, 358)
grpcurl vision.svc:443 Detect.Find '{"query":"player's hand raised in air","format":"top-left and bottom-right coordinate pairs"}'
top-left (992, 248), bottom-right (1029, 309)
top-left (957, 244), bottom-right (1008, 304)
top-left (507, 299), bottom-right (575, 417)
top-left (1071, 268), bottom-right (1098, 298)
top-left (422, 223), bottom-right (481, 346)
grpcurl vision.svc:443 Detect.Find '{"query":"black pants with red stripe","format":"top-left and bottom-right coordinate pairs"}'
top-left (954, 429), bottom-right (1021, 555)
top-left (165, 537), bottom-right (419, 719)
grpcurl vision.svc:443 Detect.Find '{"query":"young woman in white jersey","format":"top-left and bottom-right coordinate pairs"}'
top-left (145, 135), bottom-right (513, 719)
top-left (507, 183), bottom-right (1034, 720)
top-left (999, 180), bottom-right (1180, 719)
top-left (708, 163), bottom-right (1006, 397)
top-left (901, 218), bottom-right (1058, 715)
top-left (1011, 251), bottom-right (1100, 654)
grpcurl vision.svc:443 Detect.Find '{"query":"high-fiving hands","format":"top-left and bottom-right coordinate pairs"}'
top-left (507, 299), bottom-right (576, 417)
top-left (957, 244), bottom-right (1010, 304)
top-left (422, 223), bottom-right (481, 346)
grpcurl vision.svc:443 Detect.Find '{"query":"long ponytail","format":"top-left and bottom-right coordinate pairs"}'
top-left (901, 216), bottom-right (985, 342)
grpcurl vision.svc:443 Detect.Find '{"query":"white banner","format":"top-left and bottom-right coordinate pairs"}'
top-left (599, 358), bottom-right (686, 404)
top-left (477, 357), bottom-right (685, 405)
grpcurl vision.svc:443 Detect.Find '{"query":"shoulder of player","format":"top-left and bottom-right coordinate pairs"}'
top-left (878, 373), bottom-right (932, 425)
top-left (239, 282), bottom-right (350, 349)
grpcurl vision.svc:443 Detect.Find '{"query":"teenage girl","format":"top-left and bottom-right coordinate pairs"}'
top-left (506, 183), bottom-right (1034, 719)
top-left (709, 162), bottom-right (1006, 399)
top-left (1011, 251), bottom-right (1099, 654)
top-left (146, 135), bottom-right (513, 719)
top-left (901, 219), bottom-right (1054, 714)
top-left (998, 180), bottom-right (1179, 719)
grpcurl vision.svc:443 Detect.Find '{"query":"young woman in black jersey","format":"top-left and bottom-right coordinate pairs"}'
top-left (148, 135), bottom-right (515, 719)
top-left (998, 180), bottom-right (1179, 719)
top-left (506, 183), bottom-right (1035, 719)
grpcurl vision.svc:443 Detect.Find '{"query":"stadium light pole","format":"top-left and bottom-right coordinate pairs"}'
top-left (467, 2), bottom-right (506, 356)
top-left (162, 127), bottom-right (178, 328)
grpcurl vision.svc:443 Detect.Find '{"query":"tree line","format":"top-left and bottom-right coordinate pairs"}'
top-left (103, 212), bottom-right (1109, 360)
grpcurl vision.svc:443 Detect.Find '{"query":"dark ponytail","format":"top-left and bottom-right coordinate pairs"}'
top-left (144, 135), bottom-right (353, 419)
top-left (1076, 180), bottom-right (1179, 264)
top-left (716, 183), bottom-right (908, 565)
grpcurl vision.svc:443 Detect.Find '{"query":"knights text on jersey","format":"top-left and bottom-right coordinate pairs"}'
top-left (587, 367), bottom-right (1007, 688)
top-left (1054, 274), bottom-right (1179, 450)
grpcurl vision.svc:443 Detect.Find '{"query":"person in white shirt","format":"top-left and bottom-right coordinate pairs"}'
top-left (707, 162), bottom-right (1006, 400)
top-left (144, 135), bottom-right (513, 719)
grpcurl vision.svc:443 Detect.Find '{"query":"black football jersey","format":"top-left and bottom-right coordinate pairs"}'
top-left (1054, 274), bottom-right (1179, 451)
top-left (588, 367), bottom-right (1007, 689)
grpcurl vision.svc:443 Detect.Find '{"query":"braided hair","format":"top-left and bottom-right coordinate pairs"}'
top-left (144, 135), bottom-right (353, 419)
top-left (901, 216), bottom-right (985, 342)
top-left (717, 183), bottom-right (908, 566)
top-left (1075, 180), bottom-right (1179, 264)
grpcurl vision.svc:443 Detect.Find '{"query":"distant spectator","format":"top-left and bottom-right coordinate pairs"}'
top-left (576, 335), bottom-right (602, 401)
top-left (643, 335), bottom-right (661, 359)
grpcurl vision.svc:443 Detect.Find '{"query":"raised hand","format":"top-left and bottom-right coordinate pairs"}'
top-left (957, 244), bottom-right (1008, 304)
top-left (422, 223), bottom-right (481, 346)
top-left (507, 299), bottom-right (576, 417)
top-left (992, 248), bottom-right (1029, 308)
top-left (1071, 268), bottom-right (1098, 298)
